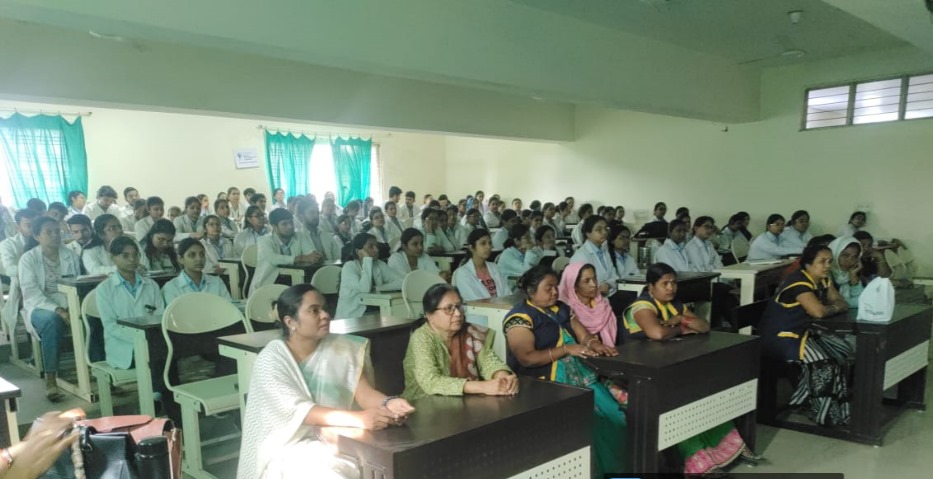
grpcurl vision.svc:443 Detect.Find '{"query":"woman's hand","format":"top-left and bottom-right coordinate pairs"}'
top-left (588, 341), bottom-right (618, 357)
top-left (7, 429), bottom-right (78, 479)
top-left (384, 398), bottom-right (415, 417)
top-left (354, 407), bottom-right (396, 431)
top-left (848, 261), bottom-right (863, 285)
top-left (564, 344), bottom-right (595, 358)
top-left (598, 283), bottom-right (610, 295)
top-left (491, 371), bottom-right (520, 395)
top-left (666, 315), bottom-right (684, 328)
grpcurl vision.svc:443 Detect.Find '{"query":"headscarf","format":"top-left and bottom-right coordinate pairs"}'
top-left (558, 262), bottom-right (618, 346)
top-left (828, 235), bottom-right (863, 305)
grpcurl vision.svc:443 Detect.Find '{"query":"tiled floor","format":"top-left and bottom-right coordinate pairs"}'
top-left (3, 360), bottom-right (932, 478)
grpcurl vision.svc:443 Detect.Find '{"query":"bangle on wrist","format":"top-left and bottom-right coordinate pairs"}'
top-left (548, 348), bottom-right (554, 363)
top-left (0, 448), bottom-right (13, 468)
top-left (381, 395), bottom-right (398, 408)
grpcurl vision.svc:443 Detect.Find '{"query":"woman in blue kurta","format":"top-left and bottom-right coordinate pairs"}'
top-left (760, 244), bottom-right (853, 427)
top-left (503, 265), bottom-right (625, 477)
top-left (622, 262), bottom-right (758, 474)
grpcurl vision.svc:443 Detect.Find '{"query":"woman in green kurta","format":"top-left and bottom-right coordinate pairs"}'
top-left (402, 284), bottom-right (518, 401)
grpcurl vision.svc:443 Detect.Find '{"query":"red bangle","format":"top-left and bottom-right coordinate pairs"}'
top-left (1, 448), bottom-right (13, 468)
top-left (681, 317), bottom-right (691, 325)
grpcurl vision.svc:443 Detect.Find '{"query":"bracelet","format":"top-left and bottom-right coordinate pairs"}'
top-left (381, 395), bottom-right (399, 408)
top-left (562, 344), bottom-right (568, 356)
top-left (548, 348), bottom-right (554, 362)
top-left (0, 448), bottom-right (13, 468)
top-left (585, 336), bottom-right (598, 347)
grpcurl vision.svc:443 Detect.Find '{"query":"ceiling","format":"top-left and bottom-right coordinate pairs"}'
top-left (0, 0), bottom-right (931, 132)
top-left (512, 0), bottom-right (906, 67)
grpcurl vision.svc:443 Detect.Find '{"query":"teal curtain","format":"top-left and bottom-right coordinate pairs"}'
top-left (265, 131), bottom-right (314, 199)
top-left (0, 114), bottom-right (88, 207)
top-left (331, 137), bottom-right (372, 207)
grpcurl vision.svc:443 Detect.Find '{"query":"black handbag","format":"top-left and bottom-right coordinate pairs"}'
top-left (38, 415), bottom-right (180, 479)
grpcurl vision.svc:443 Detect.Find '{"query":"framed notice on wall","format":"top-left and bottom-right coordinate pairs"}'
top-left (234, 148), bottom-right (259, 169)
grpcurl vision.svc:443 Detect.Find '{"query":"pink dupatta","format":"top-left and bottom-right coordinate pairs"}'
top-left (559, 262), bottom-right (618, 346)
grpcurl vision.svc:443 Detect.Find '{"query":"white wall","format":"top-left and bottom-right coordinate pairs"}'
top-left (0, 99), bottom-right (447, 209)
top-left (445, 46), bottom-right (933, 274)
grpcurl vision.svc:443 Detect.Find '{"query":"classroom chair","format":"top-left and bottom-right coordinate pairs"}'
top-left (162, 293), bottom-right (248, 479)
top-left (245, 284), bottom-right (287, 332)
top-left (401, 270), bottom-right (445, 319)
top-left (240, 244), bottom-right (258, 299)
top-left (551, 256), bottom-right (570, 273)
top-left (82, 290), bottom-right (137, 416)
top-left (731, 234), bottom-right (750, 263)
top-left (310, 264), bottom-right (341, 316)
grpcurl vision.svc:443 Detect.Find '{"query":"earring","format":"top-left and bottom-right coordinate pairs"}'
top-left (291, 327), bottom-right (297, 332)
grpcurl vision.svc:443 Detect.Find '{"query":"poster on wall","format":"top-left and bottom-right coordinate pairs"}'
top-left (234, 148), bottom-right (259, 169)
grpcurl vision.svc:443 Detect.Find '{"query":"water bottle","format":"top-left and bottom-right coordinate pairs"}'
top-left (136, 436), bottom-right (171, 479)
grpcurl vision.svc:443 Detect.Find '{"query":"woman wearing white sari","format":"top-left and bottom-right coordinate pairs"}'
top-left (238, 285), bottom-right (415, 479)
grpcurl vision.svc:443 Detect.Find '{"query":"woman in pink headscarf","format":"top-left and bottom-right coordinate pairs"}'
top-left (558, 261), bottom-right (627, 405)
top-left (559, 262), bottom-right (620, 347)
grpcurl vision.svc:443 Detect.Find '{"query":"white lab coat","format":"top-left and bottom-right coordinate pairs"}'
top-left (250, 233), bottom-right (319, 296)
top-left (386, 251), bottom-right (440, 277)
top-left (18, 246), bottom-right (81, 335)
top-left (335, 257), bottom-right (405, 319)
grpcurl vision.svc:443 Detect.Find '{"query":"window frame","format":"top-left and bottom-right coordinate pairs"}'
top-left (800, 70), bottom-right (933, 131)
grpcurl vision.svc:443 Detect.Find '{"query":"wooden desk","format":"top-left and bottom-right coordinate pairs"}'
top-left (218, 314), bottom-right (418, 414)
top-left (771, 304), bottom-right (932, 445)
top-left (464, 293), bottom-right (522, 361)
top-left (57, 272), bottom-right (176, 402)
top-left (0, 377), bottom-right (21, 447)
top-left (715, 259), bottom-right (793, 305)
top-left (329, 377), bottom-right (592, 479)
top-left (617, 271), bottom-right (720, 320)
top-left (217, 259), bottom-right (242, 300)
top-left (587, 332), bottom-right (760, 473)
top-left (429, 250), bottom-right (466, 273)
top-left (359, 291), bottom-right (407, 317)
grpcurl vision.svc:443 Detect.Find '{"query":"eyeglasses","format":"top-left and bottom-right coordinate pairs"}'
top-left (436, 304), bottom-right (465, 316)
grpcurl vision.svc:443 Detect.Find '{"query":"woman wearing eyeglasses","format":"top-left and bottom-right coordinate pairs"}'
top-left (81, 214), bottom-right (125, 275)
top-left (402, 283), bottom-right (517, 401)
top-left (233, 206), bottom-right (270, 257)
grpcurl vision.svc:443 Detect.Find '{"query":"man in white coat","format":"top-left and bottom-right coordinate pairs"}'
top-left (250, 209), bottom-right (322, 296)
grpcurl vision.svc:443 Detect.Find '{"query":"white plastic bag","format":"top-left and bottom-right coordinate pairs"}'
top-left (857, 277), bottom-right (896, 322)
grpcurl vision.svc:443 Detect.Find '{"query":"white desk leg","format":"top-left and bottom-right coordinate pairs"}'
top-left (220, 263), bottom-right (241, 300)
top-left (219, 345), bottom-right (254, 415)
top-left (738, 273), bottom-right (755, 305)
top-left (4, 398), bottom-right (18, 445)
top-left (131, 327), bottom-right (156, 417)
top-left (59, 285), bottom-right (93, 402)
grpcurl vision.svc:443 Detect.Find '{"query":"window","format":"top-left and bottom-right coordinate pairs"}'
top-left (308, 143), bottom-right (381, 204)
top-left (803, 71), bottom-right (933, 130)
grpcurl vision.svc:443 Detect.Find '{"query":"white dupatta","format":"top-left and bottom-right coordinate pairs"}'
top-left (238, 335), bottom-right (372, 479)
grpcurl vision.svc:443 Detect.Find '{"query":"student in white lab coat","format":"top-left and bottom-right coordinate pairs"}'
top-left (18, 216), bottom-right (82, 400)
top-left (483, 198), bottom-right (502, 229)
top-left (780, 210), bottom-right (814, 253)
top-left (420, 208), bottom-right (456, 254)
top-left (65, 190), bottom-right (86, 220)
top-left (139, 219), bottom-right (179, 273)
top-left (200, 215), bottom-right (235, 274)
top-left (437, 208), bottom-right (461, 250)
top-left (387, 186), bottom-right (403, 208)
top-left (748, 214), bottom-right (801, 261)
top-left (0, 209), bottom-right (39, 332)
top-left (319, 198), bottom-right (340, 235)
top-left (270, 188), bottom-right (287, 211)
top-left (233, 206), bottom-right (270, 257)
top-left (46, 203), bottom-right (71, 243)
top-left (397, 191), bottom-right (418, 229)
top-left (82, 214), bottom-right (123, 275)
top-left (121, 199), bottom-right (148, 237)
top-left (121, 187), bottom-right (140, 219)
top-left (496, 224), bottom-right (533, 279)
top-left (162, 238), bottom-right (233, 305)
top-left (134, 197), bottom-right (165, 241)
top-left (333, 215), bottom-right (354, 260)
top-left (570, 204), bottom-right (594, 246)
top-left (606, 222), bottom-right (639, 278)
top-left (64, 214), bottom-right (94, 258)
top-left (344, 200), bottom-right (363, 235)
top-left (250, 209), bottom-right (322, 297)
top-left (94, 236), bottom-right (164, 372)
top-left (208, 198), bottom-right (239, 240)
top-left (654, 220), bottom-right (692, 272)
top-left (84, 185), bottom-right (121, 220)
top-left (489, 209), bottom-right (517, 251)
top-left (227, 187), bottom-right (246, 221)
top-left (173, 196), bottom-right (204, 242)
top-left (387, 228), bottom-right (446, 280)
top-left (368, 209), bottom-right (399, 252)
top-left (836, 211), bottom-right (867, 238)
top-left (570, 215), bottom-right (619, 296)
top-left (524, 225), bottom-right (558, 270)
top-left (294, 198), bottom-right (341, 262)
top-left (542, 202), bottom-right (563, 236)
top-left (456, 208), bottom-right (481, 247)
top-left (383, 200), bottom-right (405, 250)
top-left (452, 229), bottom-right (510, 327)
top-left (335, 233), bottom-right (405, 319)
